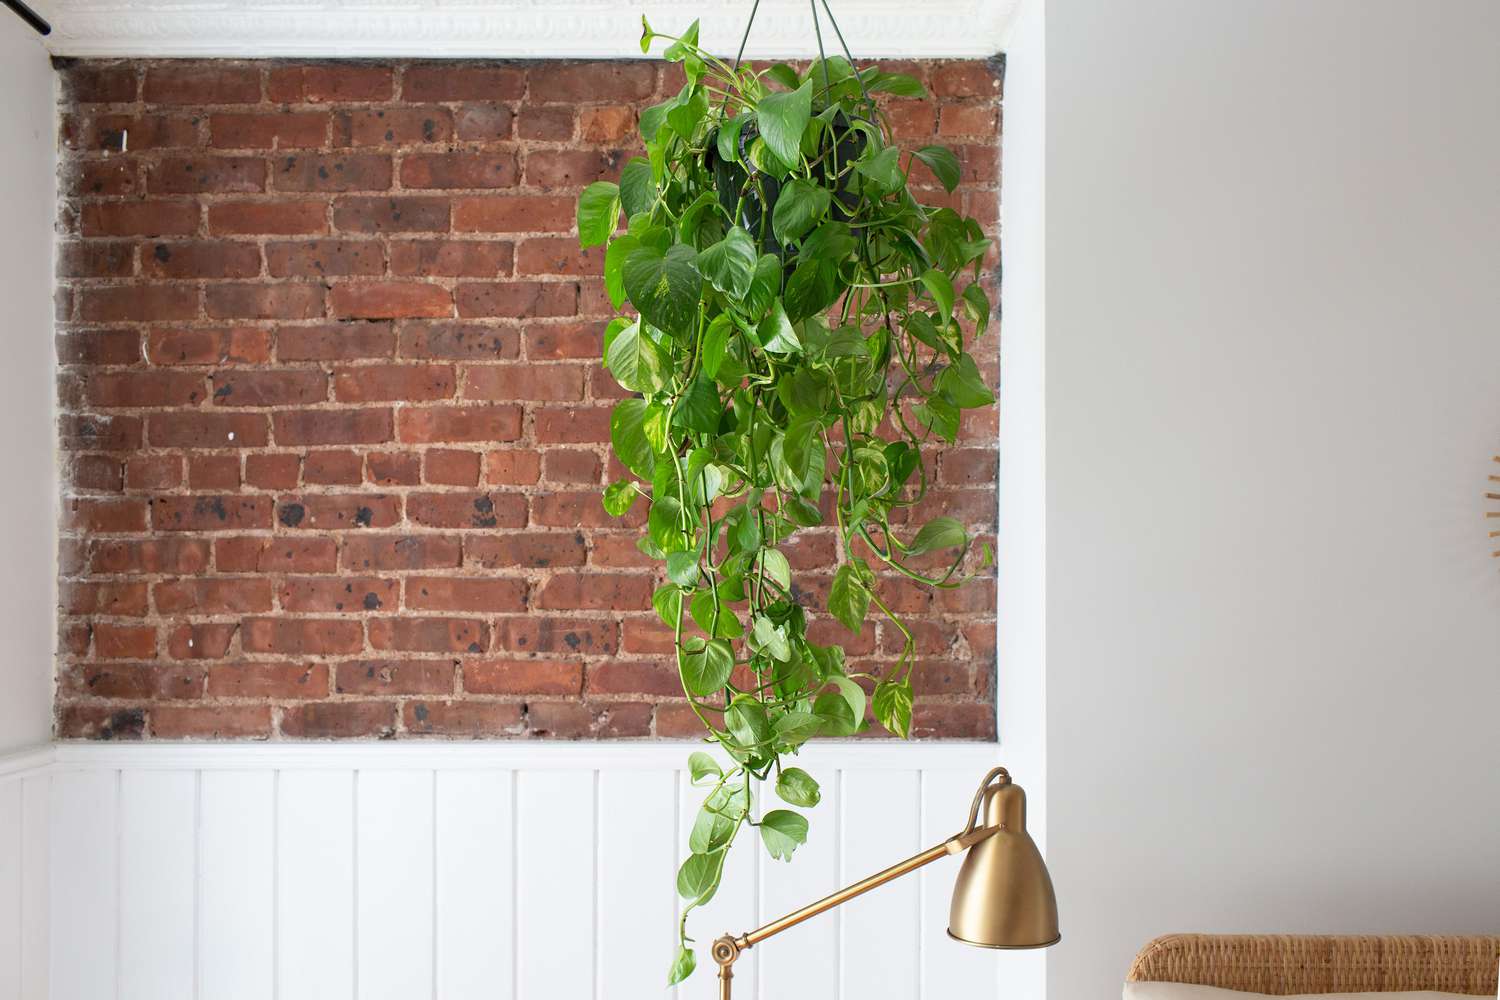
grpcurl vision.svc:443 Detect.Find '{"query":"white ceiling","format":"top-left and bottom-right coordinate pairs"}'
top-left (29, 0), bottom-right (1017, 59)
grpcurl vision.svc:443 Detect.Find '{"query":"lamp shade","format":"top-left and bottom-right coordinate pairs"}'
top-left (947, 774), bottom-right (1060, 949)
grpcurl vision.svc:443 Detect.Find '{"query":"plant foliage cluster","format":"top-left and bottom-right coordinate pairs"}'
top-left (575, 17), bottom-right (997, 983)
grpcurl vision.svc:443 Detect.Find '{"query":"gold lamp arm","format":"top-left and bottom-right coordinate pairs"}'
top-left (708, 768), bottom-right (1012, 1000)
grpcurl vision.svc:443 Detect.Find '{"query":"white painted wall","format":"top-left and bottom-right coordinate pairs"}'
top-left (0, 15), bottom-right (57, 754)
top-left (1044, 1), bottom-right (1500, 997)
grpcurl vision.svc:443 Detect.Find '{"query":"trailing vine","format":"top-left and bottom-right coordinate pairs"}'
top-left (575, 16), bottom-right (996, 984)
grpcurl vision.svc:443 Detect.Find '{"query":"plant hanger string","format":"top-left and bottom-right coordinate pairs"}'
top-left (727, 0), bottom-right (874, 108)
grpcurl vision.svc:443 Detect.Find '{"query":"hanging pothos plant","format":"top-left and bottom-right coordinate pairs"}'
top-left (576, 14), bottom-right (996, 985)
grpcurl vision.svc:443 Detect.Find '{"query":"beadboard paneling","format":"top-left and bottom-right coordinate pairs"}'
top-left (16, 743), bottom-right (1037, 1000)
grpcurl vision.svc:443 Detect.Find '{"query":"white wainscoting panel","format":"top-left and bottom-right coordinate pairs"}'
top-left (11, 742), bottom-right (1028, 1000)
top-left (0, 753), bottom-right (51, 1000)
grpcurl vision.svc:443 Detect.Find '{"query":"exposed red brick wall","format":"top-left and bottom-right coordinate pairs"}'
top-left (53, 57), bottom-right (1002, 740)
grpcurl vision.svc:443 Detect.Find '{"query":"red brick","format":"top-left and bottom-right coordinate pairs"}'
top-left (282, 701), bottom-right (396, 738)
top-left (938, 102), bottom-right (999, 137)
top-left (911, 702), bottom-right (995, 739)
top-left (61, 414), bottom-right (142, 451)
top-left (242, 617), bottom-right (364, 656)
top-left (127, 455), bottom-right (184, 491)
top-left (61, 580), bottom-right (150, 616)
top-left (215, 536), bottom-right (337, 573)
top-left (401, 152), bottom-right (518, 190)
top-left (211, 369), bottom-right (328, 406)
top-left (404, 700), bottom-right (523, 737)
top-left (523, 149), bottom-right (625, 189)
top-left (578, 106), bottom-right (636, 143)
top-left (209, 200), bottom-right (328, 235)
top-left (269, 65), bottom-right (394, 103)
top-left (276, 322), bottom-right (394, 361)
top-left (542, 449), bottom-right (601, 484)
top-left (279, 576), bottom-right (399, 613)
top-left (369, 617), bottom-right (488, 653)
top-left (207, 662), bottom-right (329, 699)
top-left (266, 239), bottom-right (385, 277)
top-left (452, 195), bottom-right (573, 233)
top-left (62, 663), bottom-right (202, 700)
top-left (80, 285), bottom-right (199, 322)
top-left (525, 700), bottom-right (650, 738)
top-left (85, 370), bottom-right (205, 408)
top-left (367, 452), bottom-right (420, 485)
top-left (930, 62), bottom-right (1002, 98)
top-left (407, 491), bottom-right (525, 530)
top-left (515, 238), bottom-right (603, 277)
top-left (465, 532), bottom-right (584, 569)
top-left (278, 493), bottom-right (401, 530)
top-left (147, 326), bottom-right (271, 365)
top-left (61, 65), bottom-right (140, 104)
top-left (402, 65), bottom-right (524, 102)
top-left (389, 240), bottom-right (511, 277)
top-left (152, 705), bottom-right (273, 739)
top-left (886, 101), bottom-right (937, 139)
top-left (68, 159), bottom-right (140, 197)
top-left (330, 281), bottom-right (451, 319)
top-left (147, 156), bottom-right (265, 194)
top-left (65, 496), bottom-right (146, 534)
top-left (91, 538), bottom-right (210, 574)
top-left (58, 241), bottom-right (135, 279)
top-left (333, 196), bottom-right (449, 233)
top-left (585, 535), bottom-right (650, 569)
top-left (151, 495), bottom-right (273, 532)
top-left (530, 490), bottom-right (641, 529)
top-left (93, 623), bottom-right (158, 659)
top-left (165, 622), bottom-right (238, 660)
top-left (336, 660), bottom-right (455, 696)
top-left (397, 404), bottom-right (521, 444)
top-left (69, 455), bottom-right (124, 494)
top-left (586, 661), bottom-right (681, 697)
top-left (457, 104), bottom-right (516, 141)
top-left (273, 152), bottom-right (393, 192)
top-left (57, 706), bottom-right (147, 740)
top-left (188, 454), bottom-right (241, 490)
top-left (341, 534), bottom-right (462, 571)
top-left (524, 321), bottom-right (603, 360)
top-left (398, 323), bottom-right (518, 360)
top-left (655, 701), bottom-right (704, 738)
top-left (406, 577), bottom-right (526, 613)
top-left (486, 449), bottom-right (541, 485)
top-left (154, 577), bottom-right (275, 614)
top-left (465, 659), bottom-right (581, 696)
top-left (244, 452), bottom-right (301, 488)
top-left (455, 281), bottom-right (576, 318)
top-left (423, 449), bottom-right (480, 486)
top-left (273, 408), bottom-right (393, 445)
top-left (301, 449), bottom-right (363, 485)
top-left (147, 411), bottom-right (269, 448)
top-left (144, 65), bottom-right (262, 105)
top-left (58, 329), bottom-right (142, 365)
top-left (332, 364), bottom-right (455, 402)
top-left (206, 282), bottom-right (325, 320)
top-left (210, 111), bottom-right (329, 149)
top-left (335, 107), bottom-right (453, 146)
top-left (528, 63), bottom-right (654, 104)
top-left (492, 616), bottom-right (617, 656)
top-left (537, 574), bottom-right (650, 611)
top-left (142, 240), bottom-right (262, 279)
top-left (533, 405), bottom-right (610, 443)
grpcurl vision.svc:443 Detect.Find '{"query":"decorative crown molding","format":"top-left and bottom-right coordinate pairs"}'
top-left (35, 1), bottom-right (1016, 59)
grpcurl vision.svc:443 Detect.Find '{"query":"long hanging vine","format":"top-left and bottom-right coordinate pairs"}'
top-left (575, 10), bottom-right (996, 984)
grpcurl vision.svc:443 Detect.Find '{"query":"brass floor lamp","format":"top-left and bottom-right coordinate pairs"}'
top-left (709, 766), bottom-right (1059, 998)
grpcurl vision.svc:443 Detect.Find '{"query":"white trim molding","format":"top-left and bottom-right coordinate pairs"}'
top-left (35, 0), bottom-right (1017, 59)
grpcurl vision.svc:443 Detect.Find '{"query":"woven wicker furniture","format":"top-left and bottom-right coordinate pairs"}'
top-left (1127, 935), bottom-right (1500, 995)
